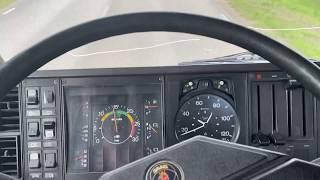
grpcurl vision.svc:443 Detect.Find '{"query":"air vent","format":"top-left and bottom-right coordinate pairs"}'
top-left (0, 87), bottom-right (20, 132)
top-left (0, 136), bottom-right (20, 177)
top-left (251, 81), bottom-right (314, 138)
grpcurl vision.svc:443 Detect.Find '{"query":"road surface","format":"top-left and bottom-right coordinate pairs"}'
top-left (0, 0), bottom-right (244, 70)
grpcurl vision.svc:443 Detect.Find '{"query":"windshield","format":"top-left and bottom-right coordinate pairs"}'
top-left (0, 0), bottom-right (319, 69)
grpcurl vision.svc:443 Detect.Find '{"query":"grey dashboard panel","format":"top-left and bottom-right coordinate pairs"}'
top-left (100, 136), bottom-right (288, 180)
top-left (256, 159), bottom-right (320, 180)
top-left (19, 62), bottom-right (320, 180)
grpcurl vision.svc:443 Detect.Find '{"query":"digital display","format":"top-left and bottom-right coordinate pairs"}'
top-left (65, 80), bottom-right (163, 173)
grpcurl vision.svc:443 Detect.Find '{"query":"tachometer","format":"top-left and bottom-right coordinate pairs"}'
top-left (94, 105), bottom-right (141, 144)
top-left (175, 94), bottom-right (240, 142)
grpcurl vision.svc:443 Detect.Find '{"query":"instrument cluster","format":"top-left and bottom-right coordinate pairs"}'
top-left (64, 77), bottom-right (164, 173)
top-left (63, 76), bottom-right (241, 174)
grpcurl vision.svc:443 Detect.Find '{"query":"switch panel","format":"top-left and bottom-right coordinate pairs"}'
top-left (29, 152), bottom-right (41, 169)
top-left (26, 88), bottom-right (39, 106)
top-left (43, 120), bottom-right (56, 139)
top-left (23, 79), bottom-right (67, 180)
top-left (28, 121), bottom-right (40, 137)
top-left (44, 152), bottom-right (56, 168)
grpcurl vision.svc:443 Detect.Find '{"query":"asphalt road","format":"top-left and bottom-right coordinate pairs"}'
top-left (0, 0), bottom-right (244, 70)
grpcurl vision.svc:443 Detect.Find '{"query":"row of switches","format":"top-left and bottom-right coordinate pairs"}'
top-left (28, 121), bottom-right (56, 139)
top-left (29, 152), bottom-right (56, 169)
top-left (27, 88), bottom-right (55, 106)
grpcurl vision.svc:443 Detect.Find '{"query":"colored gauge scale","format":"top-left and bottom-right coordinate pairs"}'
top-left (97, 105), bottom-right (141, 144)
top-left (175, 94), bottom-right (240, 142)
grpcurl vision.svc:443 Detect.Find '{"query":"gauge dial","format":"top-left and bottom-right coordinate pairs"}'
top-left (96, 105), bottom-right (141, 144)
top-left (146, 160), bottom-right (184, 180)
top-left (175, 94), bottom-right (240, 142)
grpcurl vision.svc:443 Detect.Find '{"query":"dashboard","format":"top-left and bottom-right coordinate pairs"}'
top-left (18, 60), bottom-right (320, 180)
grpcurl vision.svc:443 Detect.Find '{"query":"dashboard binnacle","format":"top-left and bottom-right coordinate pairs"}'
top-left (65, 81), bottom-right (163, 173)
top-left (20, 63), bottom-right (319, 180)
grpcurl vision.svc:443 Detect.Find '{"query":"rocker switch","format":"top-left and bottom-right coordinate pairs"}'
top-left (43, 89), bottom-right (54, 104)
top-left (43, 121), bottom-right (55, 139)
top-left (27, 89), bottom-right (39, 105)
top-left (44, 153), bottom-right (56, 168)
top-left (28, 122), bottom-right (39, 137)
top-left (29, 152), bottom-right (40, 169)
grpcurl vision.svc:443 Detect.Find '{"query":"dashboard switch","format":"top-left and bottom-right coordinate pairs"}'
top-left (252, 132), bottom-right (270, 146)
top-left (43, 121), bottom-right (55, 139)
top-left (28, 122), bottom-right (40, 137)
top-left (44, 152), bottom-right (56, 168)
top-left (43, 88), bottom-right (55, 105)
top-left (27, 88), bottom-right (39, 105)
top-left (29, 152), bottom-right (40, 169)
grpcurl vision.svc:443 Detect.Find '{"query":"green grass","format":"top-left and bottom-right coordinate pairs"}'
top-left (229, 0), bottom-right (320, 59)
top-left (0, 0), bottom-right (15, 11)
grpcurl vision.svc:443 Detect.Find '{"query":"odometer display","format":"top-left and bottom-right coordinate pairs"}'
top-left (175, 94), bottom-right (240, 142)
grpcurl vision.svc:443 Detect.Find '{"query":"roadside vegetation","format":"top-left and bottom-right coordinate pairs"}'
top-left (229, 0), bottom-right (320, 59)
top-left (0, 0), bottom-right (14, 12)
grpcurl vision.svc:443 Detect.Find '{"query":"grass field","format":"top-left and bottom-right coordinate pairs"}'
top-left (229, 0), bottom-right (320, 59)
top-left (0, 0), bottom-right (15, 12)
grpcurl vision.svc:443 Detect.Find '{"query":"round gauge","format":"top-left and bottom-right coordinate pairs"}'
top-left (175, 93), bottom-right (240, 142)
top-left (145, 160), bottom-right (184, 180)
top-left (96, 105), bottom-right (141, 144)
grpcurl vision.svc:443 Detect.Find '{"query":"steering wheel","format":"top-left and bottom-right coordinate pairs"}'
top-left (1, 12), bottom-right (320, 180)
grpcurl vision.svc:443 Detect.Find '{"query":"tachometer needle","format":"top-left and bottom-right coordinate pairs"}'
top-left (113, 107), bottom-right (118, 133)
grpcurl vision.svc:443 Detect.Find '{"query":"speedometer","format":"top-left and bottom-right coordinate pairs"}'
top-left (175, 93), bottom-right (240, 142)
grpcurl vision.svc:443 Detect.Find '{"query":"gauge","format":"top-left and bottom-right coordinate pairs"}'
top-left (175, 94), bottom-right (240, 142)
top-left (67, 100), bottom-right (90, 172)
top-left (95, 105), bottom-right (141, 144)
top-left (144, 97), bottom-right (163, 155)
top-left (73, 148), bottom-right (88, 169)
top-left (145, 160), bottom-right (184, 180)
top-left (145, 122), bottom-right (159, 141)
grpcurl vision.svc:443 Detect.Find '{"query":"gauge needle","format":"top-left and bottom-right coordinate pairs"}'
top-left (197, 112), bottom-right (213, 125)
top-left (180, 125), bottom-right (204, 136)
top-left (181, 112), bottom-right (213, 136)
top-left (113, 107), bottom-right (118, 133)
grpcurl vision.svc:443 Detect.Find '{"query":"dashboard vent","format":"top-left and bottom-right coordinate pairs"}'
top-left (0, 87), bottom-right (20, 132)
top-left (251, 81), bottom-right (314, 138)
top-left (0, 136), bottom-right (20, 177)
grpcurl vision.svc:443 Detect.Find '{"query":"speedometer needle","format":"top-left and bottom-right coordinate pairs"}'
top-left (181, 112), bottom-right (213, 136)
top-left (180, 125), bottom-right (204, 136)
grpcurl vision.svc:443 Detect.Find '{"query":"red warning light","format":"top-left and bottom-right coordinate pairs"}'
top-left (256, 73), bottom-right (262, 80)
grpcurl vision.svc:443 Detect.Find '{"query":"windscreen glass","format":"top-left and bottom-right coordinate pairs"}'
top-left (1, 1), bottom-right (319, 69)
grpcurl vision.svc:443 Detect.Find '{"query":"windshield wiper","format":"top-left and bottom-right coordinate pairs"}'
top-left (180, 51), bottom-right (318, 66)
top-left (179, 51), bottom-right (268, 65)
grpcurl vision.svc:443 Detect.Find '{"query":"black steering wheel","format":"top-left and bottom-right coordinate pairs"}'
top-left (1, 12), bottom-right (320, 180)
